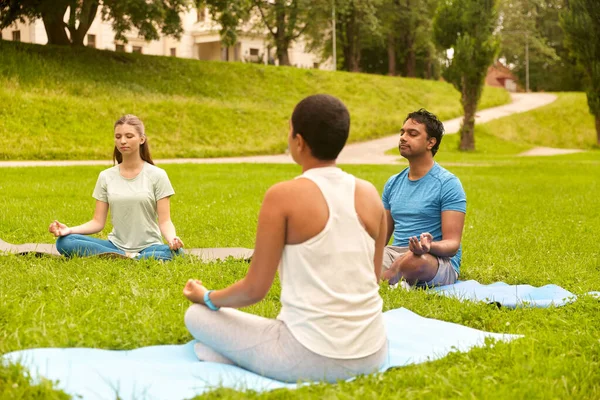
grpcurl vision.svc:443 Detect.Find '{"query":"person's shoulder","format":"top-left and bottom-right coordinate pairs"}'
top-left (99, 165), bottom-right (119, 178)
top-left (144, 162), bottom-right (166, 173)
top-left (144, 163), bottom-right (169, 179)
top-left (261, 179), bottom-right (307, 212)
top-left (355, 177), bottom-right (380, 197)
top-left (355, 177), bottom-right (384, 209)
top-left (385, 167), bottom-right (409, 185)
top-left (431, 163), bottom-right (461, 183)
top-left (267, 178), bottom-right (309, 196)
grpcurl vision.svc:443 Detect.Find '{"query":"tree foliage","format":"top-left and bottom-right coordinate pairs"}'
top-left (561, 0), bottom-right (600, 145)
top-left (497, 0), bottom-right (583, 92)
top-left (375, 0), bottom-right (440, 77)
top-left (200, 0), bottom-right (317, 66)
top-left (197, 0), bottom-right (251, 48)
top-left (434, 0), bottom-right (499, 151)
top-left (0, 0), bottom-right (190, 46)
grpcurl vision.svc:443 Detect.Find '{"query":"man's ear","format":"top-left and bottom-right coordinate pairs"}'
top-left (427, 136), bottom-right (437, 151)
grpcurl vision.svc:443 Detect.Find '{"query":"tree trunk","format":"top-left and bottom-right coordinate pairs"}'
top-left (459, 84), bottom-right (477, 151)
top-left (425, 49), bottom-right (432, 79)
top-left (277, 45), bottom-right (290, 66)
top-left (349, 45), bottom-right (360, 72)
top-left (347, 8), bottom-right (360, 72)
top-left (342, 32), bottom-right (352, 70)
top-left (68, 0), bottom-right (99, 47)
top-left (387, 32), bottom-right (396, 76)
top-left (275, 2), bottom-right (290, 66)
top-left (42, 6), bottom-right (70, 46)
top-left (405, 35), bottom-right (416, 77)
top-left (596, 115), bottom-right (600, 146)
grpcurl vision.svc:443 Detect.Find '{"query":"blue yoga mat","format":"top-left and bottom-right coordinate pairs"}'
top-left (3, 307), bottom-right (520, 400)
top-left (430, 280), bottom-right (599, 308)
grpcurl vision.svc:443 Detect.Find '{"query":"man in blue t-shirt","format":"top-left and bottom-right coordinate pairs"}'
top-left (381, 109), bottom-right (466, 288)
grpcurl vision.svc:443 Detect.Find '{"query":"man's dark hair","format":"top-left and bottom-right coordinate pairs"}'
top-left (404, 108), bottom-right (444, 156)
top-left (291, 94), bottom-right (350, 160)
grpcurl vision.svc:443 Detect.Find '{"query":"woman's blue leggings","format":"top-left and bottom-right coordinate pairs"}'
top-left (56, 234), bottom-right (183, 261)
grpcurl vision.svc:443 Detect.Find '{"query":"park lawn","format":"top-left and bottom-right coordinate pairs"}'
top-left (0, 41), bottom-right (510, 161)
top-left (1, 152), bottom-right (599, 399)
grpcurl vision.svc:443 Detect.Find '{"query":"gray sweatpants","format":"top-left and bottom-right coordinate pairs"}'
top-left (184, 304), bottom-right (388, 383)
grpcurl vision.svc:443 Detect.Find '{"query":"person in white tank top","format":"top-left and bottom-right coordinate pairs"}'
top-left (183, 94), bottom-right (388, 383)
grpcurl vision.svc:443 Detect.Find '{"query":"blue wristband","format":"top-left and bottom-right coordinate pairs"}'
top-left (204, 290), bottom-right (220, 311)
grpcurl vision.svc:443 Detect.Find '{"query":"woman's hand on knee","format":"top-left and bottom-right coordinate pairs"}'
top-left (169, 236), bottom-right (184, 250)
top-left (48, 220), bottom-right (72, 237)
top-left (183, 279), bottom-right (207, 304)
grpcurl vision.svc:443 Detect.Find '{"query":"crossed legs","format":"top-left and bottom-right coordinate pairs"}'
top-left (56, 234), bottom-right (183, 261)
top-left (381, 246), bottom-right (457, 287)
top-left (184, 304), bottom-right (388, 383)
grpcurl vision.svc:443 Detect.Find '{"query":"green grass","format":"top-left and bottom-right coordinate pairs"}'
top-left (0, 361), bottom-right (69, 399)
top-left (0, 40), bottom-right (509, 160)
top-left (1, 39), bottom-right (598, 400)
top-left (476, 92), bottom-right (598, 150)
top-left (1, 155), bottom-right (599, 399)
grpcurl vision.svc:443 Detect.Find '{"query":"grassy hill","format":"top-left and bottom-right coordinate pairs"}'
top-left (0, 41), bottom-right (510, 160)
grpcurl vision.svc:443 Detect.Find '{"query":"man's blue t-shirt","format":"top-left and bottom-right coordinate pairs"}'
top-left (382, 162), bottom-right (467, 273)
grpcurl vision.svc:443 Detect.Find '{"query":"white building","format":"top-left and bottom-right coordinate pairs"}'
top-left (0, 7), bottom-right (328, 69)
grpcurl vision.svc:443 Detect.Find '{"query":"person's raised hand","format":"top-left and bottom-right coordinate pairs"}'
top-left (183, 279), bottom-right (207, 304)
top-left (420, 232), bottom-right (432, 254)
top-left (409, 234), bottom-right (430, 256)
top-left (169, 236), bottom-right (184, 251)
top-left (48, 220), bottom-right (72, 237)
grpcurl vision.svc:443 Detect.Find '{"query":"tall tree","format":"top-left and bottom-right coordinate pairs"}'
top-left (498, 0), bottom-right (560, 91)
top-left (434, 0), bottom-right (499, 151)
top-left (561, 0), bottom-right (600, 145)
top-left (378, 0), bottom-right (402, 75)
top-left (199, 0), bottom-right (251, 48)
top-left (337, 0), bottom-right (381, 72)
top-left (253, 0), bottom-right (313, 66)
top-left (396, 0), bottom-right (439, 77)
top-left (202, 0), bottom-right (317, 66)
top-left (0, 1), bottom-right (190, 47)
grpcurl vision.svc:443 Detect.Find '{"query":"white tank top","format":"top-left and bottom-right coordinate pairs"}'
top-left (276, 167), bottom-right (386, 359)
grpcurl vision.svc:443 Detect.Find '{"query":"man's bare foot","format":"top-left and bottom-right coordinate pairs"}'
top-left (183, 279), bottom-right (206, 304)
top-left (382, 268), bottom-right (401, 284)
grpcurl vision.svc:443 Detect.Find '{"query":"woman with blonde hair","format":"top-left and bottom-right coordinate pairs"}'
top-left (49, 115), bottom-right (184, 261)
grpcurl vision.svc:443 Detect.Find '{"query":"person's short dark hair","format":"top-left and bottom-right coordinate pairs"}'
top-left (291, 94), bottom-right (350, 160)
top-left (404, 108), bottom-right (444, 156)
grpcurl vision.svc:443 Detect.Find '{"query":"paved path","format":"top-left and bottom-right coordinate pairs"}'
top-left (518, 146), bottom-right (585, 157)
top-left (0, 93), bottom-right (561, 168)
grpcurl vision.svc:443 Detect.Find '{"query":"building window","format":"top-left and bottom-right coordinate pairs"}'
top-left (87, 34), bottom-right (96, 48)
top-left (313, 62), bottom-right (319, 69)
top-left (132, 46), bottom-right (142, 54)
top-left (249, 48), bottom-right (259, 56)
top-left (115, 44), bottom-right (125, 52)
top-left (12, 31), bottom-right (20, 42)
top-left (197, 7), bottom-right (206, 22)
top-left (170, 47), bottom-right (177, 57)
